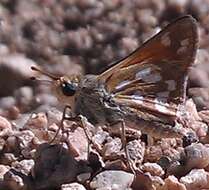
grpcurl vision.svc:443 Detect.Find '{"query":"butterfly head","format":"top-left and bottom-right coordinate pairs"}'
top-left (31, 66), bottom-right (79, 106)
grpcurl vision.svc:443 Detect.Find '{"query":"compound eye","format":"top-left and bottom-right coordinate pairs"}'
top-left (61, 82), bottom-right (76, 96)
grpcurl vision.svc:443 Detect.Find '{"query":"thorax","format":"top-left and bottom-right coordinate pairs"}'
top-left (74, 75), bottom-right (123, 124)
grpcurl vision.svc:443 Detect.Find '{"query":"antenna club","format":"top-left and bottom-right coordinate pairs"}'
top-left (30, 76), bottom-right (36, 80)
top-left (31, 66), bottom-right (39, 71)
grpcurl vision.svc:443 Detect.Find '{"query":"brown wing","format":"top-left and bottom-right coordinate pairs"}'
top-left (97, 15), bottom-right (198, 123)
top-left (98, 16), bottom-right (198, 123)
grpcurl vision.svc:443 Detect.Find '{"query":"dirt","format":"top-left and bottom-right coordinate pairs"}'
top-left (1, 0), bottom-right (209, 190)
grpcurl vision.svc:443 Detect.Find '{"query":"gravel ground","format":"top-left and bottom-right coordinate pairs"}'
top-left (1, 0), bottom-right (209, 190)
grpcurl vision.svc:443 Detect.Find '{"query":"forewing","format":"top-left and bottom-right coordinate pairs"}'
top-left (98, 15), bottom-right (198, 122)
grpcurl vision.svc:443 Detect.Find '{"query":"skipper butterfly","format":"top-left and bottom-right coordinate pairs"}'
top-left (31, 15), bottom-right (198, 142)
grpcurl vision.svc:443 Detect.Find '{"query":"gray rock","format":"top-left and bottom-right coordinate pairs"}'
top-left (14, 86), bottom-right (33, 111)
top-left (61, 183), bottom-right (87, 190)
top-left (90, 170), bottom-right (134, 190)
top-left (0, 54), bottom-right (37, 96)
top-left (11, 159), bottom-right (34, 175)
top-left (0, 96), bottom-right (16, 109)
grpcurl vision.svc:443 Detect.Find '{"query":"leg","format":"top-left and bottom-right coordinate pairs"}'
top-left (78, 115), bottom-right (93, 143)
top-left (50, 106), bottom-right (94, 159)
top-left (49, 105), bottom-right (72, 144)
top-left (77, 115), bottom-right (93, 160)
top-left (120, 120), bottom-right (136, 175)
top-left (49, 106), bottom-right (92, 159)
top-left (67, 115), bottom-right (95, 160)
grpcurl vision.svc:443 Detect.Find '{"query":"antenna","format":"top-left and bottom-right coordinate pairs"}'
top-left (31, 66), bottom-right (59, 80)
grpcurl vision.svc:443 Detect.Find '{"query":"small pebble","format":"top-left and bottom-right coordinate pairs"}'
top-left (90, 170), bottom-right (134, 190)
top-left (61, 183), bottom-right (87, 190)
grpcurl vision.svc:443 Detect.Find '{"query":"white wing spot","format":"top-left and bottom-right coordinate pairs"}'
top-left (161, 32), bottom-right (171, 47)
top-left (177, 38), bottom-right (189, 55)
top-left (181, 39), bottom-right (189, 46)
top-left (165, 80), bottom-right (176, 91)
top-left (131, 95), bottom-right (144, 104)
top-left (135, 67), bottom-right (151, 79)
top-left (135, 66), bottom-right (161, 83)
top-left (142, 73), bottom-right (162, 83)
top-left (115, 80), bottom-right (131, 90)
top-left (154, 98), bottom-right (168, 113)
